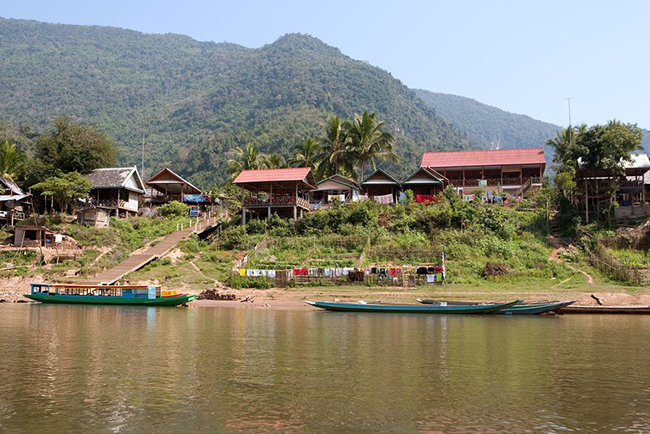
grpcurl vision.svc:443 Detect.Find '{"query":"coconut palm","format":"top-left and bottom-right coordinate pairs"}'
top-left (227, 143), bottom-right (265, 178)
top-left (0, 141), bottom-right (26, 182)
top-left (316, 115), bottom-right (348, 178)
top-left (263, 153), bottom-right (288, 169)
top-left (344, 111), bottom-right (398, 180)
top-left (289, 138), bottom-right (321, 170)
top-left (546, 126), bottom-right (578, 167)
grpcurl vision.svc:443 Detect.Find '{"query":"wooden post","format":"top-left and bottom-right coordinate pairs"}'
top-left (268, 184), bottom-right (273, 222)
top-left (585, 178), bottom-right (589, 224)
top-left (241, 191), bottom-right (246, 226)
top-left (293, 206), bottom-right (297, 221)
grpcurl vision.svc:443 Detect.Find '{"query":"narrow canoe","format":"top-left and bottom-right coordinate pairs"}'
top-left (24, 292), bottom-right (196, 306)
top-left (417, 299), bottom-right (574, 315)
top-left (560, 305), bottom-right (650, 314)
top-left (495, 301), bottom-right (574, 315)
top-left (305, 300), bottom-right (520, 314)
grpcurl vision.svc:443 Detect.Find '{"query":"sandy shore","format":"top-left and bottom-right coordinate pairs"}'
top-left (3, 276), bottom-right (650, 308)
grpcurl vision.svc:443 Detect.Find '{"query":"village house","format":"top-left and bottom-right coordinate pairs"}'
top-left (310, 174), bottom-right (361, 209)
top-left (577, 152), bottom-right (650, 221)
top-left (233, 167), bottom-right (316, 223)
top-left (420, 148), bottom-right (545, 199)
top-left (84, 167), bottom-right (145, 218)
top-left (145, 167), bottom-right (204, 205)
top-left (361, 168), bottom-right (401, 204)
top-left (400, 167), bottom-right (448, 202)
top-left (0, 177), bottom-right (31, 225)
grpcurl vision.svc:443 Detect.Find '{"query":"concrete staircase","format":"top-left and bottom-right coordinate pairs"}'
top-left (86, 227), bottom-right (195, 285)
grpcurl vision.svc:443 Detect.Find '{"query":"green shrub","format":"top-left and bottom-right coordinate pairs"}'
top-left (227, 275), bottom-right (274, 289)
top-left (220, 225), bottom-right (248, 250)
top-left (158, 201), bottom-right (188, 217)
top-left (246, 219), bottom-right (267, 235)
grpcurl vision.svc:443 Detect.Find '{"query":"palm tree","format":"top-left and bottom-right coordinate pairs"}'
top-left (263, 153), bottom-right (288, 169)
top-left (316, 115), bottom-right (348, 178)
top-left (289, 138), bottom-right (321, 170)
top-left (345, 111), bottom-right (398, 180)
top-left (546, 126), bottom-right (578, 167)
top-left (227, 143), bottom-right (265, 178)
top-left (0, 141), bottom-right (25, 182)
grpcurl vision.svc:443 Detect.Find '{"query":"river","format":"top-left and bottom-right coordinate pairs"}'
top-left (1, 304), bottom-right (649, 433)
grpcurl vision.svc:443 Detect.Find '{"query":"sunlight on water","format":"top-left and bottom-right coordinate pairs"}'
top-left (1, 304), bottom-right (649, 433)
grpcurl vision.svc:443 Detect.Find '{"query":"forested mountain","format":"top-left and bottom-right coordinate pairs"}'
top-left (414, 89), bottom-right (650, 165)
top-left (413, 89), bottom-right (559, 163)
top-left (0, 17), bottom-right (470, 185)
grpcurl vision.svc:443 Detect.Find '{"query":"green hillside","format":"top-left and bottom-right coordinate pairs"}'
top-left (414, 89), bottom-right (559, 162)
top-left (0, 17), bottom-right (470, 185)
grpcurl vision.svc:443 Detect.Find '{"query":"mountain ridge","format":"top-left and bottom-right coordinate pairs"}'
top-left (0, 17), bottom-right (470, 185)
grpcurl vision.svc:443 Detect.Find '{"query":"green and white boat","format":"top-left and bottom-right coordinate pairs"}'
top-left (25, 283), bottom-right (195, 306)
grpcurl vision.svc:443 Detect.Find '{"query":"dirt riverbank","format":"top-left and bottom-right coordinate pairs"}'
top-left (4, 277), bottom-right (650, 308)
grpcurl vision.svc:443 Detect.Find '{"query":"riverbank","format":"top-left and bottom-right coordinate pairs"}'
top-left (4, 279), bottom-right (650, 308)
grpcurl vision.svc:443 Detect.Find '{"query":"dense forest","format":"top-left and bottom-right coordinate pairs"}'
top-left (0, 18), bottom-right (470, 186)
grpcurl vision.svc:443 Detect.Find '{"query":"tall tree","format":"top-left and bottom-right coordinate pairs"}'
top-left (316, 115), bottom-right (348, 178)
top-left (344, 111), bottom-right (398, 180)
top-left (263, 153), bottom-right (288, 169)
top-left (289, 138), bottom-right (321, 170)
top-left (36, 117), bottom-right (117, 175)
top-left (31, 171), bottom-right (92, 213)
top-left (0, 141), bottom-right (26, 182)
top-left (227, 143), bottom-right (265, 178)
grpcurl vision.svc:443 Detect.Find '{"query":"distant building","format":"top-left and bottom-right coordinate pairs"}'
top-left (361, 168), bottom-right (401, 204)
top-left (401, 167), bottom-right (448, 201)
top-left (310, 174), bottom-right (361, 209)
top-left (0, 177), bottom-right (31, 225)
top-left (84, 167), bottom-right (145, 218)
top-left (145, 167), bottom-right (203, 205)
top-left (420, 148), bottom-right (545, 198)
top-left (233, 167), bottom-right (316, 223)
top-left (577, 152), bottom-right (650, 221)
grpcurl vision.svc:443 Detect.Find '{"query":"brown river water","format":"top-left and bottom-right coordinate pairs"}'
top-left (1, 303), bottom-right (650, 433)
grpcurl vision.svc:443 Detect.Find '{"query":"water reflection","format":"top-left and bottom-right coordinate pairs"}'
top-left (0, 304), bottom-right (649, 433)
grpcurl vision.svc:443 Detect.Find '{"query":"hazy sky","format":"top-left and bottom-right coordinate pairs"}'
top-left (3, 0), bottom-right (648, 128)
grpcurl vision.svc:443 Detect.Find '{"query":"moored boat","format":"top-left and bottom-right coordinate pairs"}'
top-left (416, 299), bottom-right (575, 315)
top-left (24, 283), bottom-right (195, 306)
top-left (305, 300), bottom-right (520, 314)
top-left (559, 305), bottom-right (650, 314)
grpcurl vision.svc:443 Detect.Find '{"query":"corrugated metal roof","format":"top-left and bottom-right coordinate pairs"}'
top-left (85, 167), bottom-right (145, 193)
top-left (233, 167), bottom-right (314, 184)
top-left (421, 148), bottom-right (546, 168)
top-left (0, 177), bottom-right (25, 195)
top-left (578, 153), bottom-right (650, 170)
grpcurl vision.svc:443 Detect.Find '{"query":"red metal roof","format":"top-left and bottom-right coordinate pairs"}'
top-left (421, 148), bottom-right (545, 168)
top-left (233, 167), bottom-right (314, 184)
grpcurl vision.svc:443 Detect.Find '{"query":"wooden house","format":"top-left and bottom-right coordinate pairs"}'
top-left (13, 226), bottom-right (57, 248)
top-left (577, 153), bottom-right (650, 221)
top-left (310, 174), bottom-right (361, 209)
top-left (84, 167), bottom-right (145, 218)
top-left (401, 167), bottom-right (447, 201)
top-left (420, 148), bottom-right (545, 198)
top-left (361, 168), bottom-right (400, 204)
top-left (0, 177), bottom-right (30, 225)
top-left (233, 168), bottom-right (316, 223)
top-left (145, 167), bottom-right (204, 205)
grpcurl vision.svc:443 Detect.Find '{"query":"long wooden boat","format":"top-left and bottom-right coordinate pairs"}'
top-left (305, 300), bottom-right (520, 314)
top-left (416, 299), bottom-right (574, 315)
top-left (24, 283), bottom-right (195, 306)
top-left (560, 305), bottom-right (650, 314)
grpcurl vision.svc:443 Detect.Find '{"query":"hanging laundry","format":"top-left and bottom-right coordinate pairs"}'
top-left (426, 274), bottom-right (435, 283)
top-left (239, 269), bottom-right (246, 277)
top-left (373, 194), bottom-right (394, 204)
top-left (268, 270), bottom-right (276, 278)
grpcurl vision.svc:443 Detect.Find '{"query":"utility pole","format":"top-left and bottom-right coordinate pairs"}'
top-left (141, 131), bottom-right (145, 180)
top-left (565, 97), bottom-right (574, 126)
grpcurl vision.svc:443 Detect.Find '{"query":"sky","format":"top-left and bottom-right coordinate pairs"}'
top-left (2, 0), bottom-right (649, 128)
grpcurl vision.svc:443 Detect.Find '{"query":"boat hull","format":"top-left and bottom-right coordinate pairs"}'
top-left (560, 305), bottom-right (650, 314)
top-left (496, 301), bottom-right (574, 315)
top-left (24, 293), bottom-right (195, 306)
top-left (305, 300), bottom-right (520, 314)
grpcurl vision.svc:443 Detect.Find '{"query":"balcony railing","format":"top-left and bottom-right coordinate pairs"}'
top-left (243, 196), bottom-right (310, 209)
top-left (448, 177), bottom-right (540, 188)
